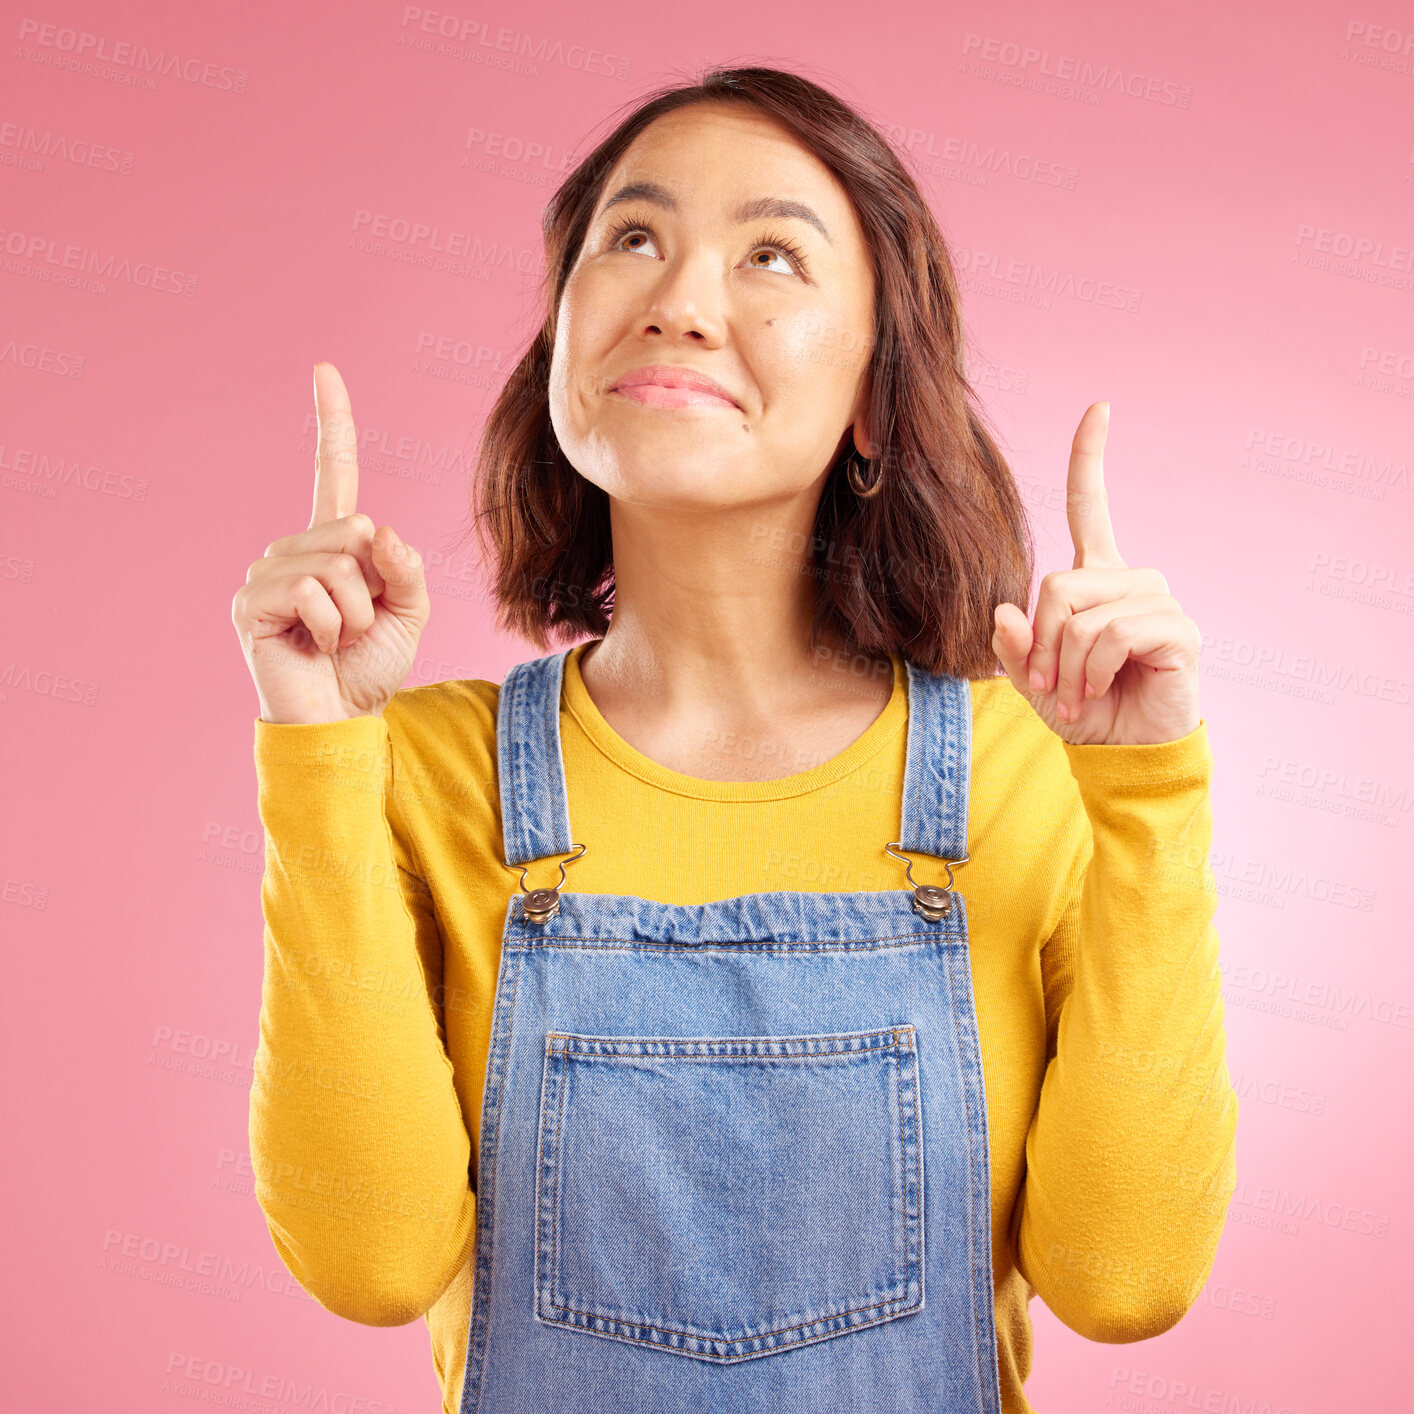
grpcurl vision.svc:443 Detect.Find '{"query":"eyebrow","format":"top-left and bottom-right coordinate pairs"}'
top-left (598, 181), bottom-right (833, 245)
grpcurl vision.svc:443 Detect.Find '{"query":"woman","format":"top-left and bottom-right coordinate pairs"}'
top-left (234, 65), bottom-right (1237, 1414)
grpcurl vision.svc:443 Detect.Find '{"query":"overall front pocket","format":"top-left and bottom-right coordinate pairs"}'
top-left (533, 1025), bottom-right (924, 1364)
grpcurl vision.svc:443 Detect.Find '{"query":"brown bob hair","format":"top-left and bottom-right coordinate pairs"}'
top-left (457, 63), bottom-right (1034, 679)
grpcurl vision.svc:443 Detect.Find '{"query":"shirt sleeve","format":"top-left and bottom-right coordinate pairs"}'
top-left (1008, 718), bottom-right (1239, 1342)
top-left (247, 709), bottom-right (477, 1326)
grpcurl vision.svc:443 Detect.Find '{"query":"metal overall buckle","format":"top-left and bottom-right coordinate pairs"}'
top-left (884, 842), bottom-right (970, 922)
top-left (516, 842), bottom-right (588, 925)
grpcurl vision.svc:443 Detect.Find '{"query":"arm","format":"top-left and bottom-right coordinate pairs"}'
top-left (248, 707), bottom-right (477, 1325)
top-left (1009, 718), bottom-right (1239, 1341)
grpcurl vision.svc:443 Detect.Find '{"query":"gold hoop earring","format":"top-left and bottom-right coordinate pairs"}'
top-left (846, 451), bottom-right (884, 498)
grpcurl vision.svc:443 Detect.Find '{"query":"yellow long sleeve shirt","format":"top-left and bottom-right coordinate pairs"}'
top-left (249, 642), bottom-right (1238, 1414)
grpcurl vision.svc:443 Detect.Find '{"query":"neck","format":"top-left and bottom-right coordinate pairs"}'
top-left (578, 496), bottom-right (891, 724)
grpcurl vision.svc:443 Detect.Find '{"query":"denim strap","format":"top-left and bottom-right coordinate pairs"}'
top-left (497, 648), bottom-right (576, 868)
top-left (899, 658), bottom-right (971, 861)
top-left (497, 647), bottom-right (970, 867)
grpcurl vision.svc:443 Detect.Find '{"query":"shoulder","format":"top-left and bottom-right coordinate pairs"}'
top-left (968, 673), bottom-right (1055, 759)
top-left (967, 673), bottom-right (1086, 829)
top-left (380, 676), bottom-right (503, 817)
top-left (384, 675), bottom-right (500, 742)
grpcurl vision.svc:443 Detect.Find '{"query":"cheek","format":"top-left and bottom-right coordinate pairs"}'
top-left (762, 312), bottom-right (868, 406)
top-left (555, 277), bottom-right (626, 396)
top-left (551, 310), bottom-right (600, 411)
top-left (563, 262), bottom-right (624, 329)
top-left (548, 308), bottom-right (594, 444)
top-left (546, 322), bottom-right (574, 419)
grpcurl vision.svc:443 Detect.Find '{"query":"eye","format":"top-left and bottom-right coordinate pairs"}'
top-left (601, 214), bottom-right (810, 277)
top-left (604, 215), bottom-right (661, 257)
top-left (742, 227), bottom-right (810, 277)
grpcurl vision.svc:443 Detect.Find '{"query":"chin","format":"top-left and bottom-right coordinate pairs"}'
top-left (593, 452), bottom-right (759, 511)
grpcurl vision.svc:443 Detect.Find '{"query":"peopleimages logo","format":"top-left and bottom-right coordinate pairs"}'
top-left (99, 1229), bottom-right (316, 1302)
top-left (1256, 752), bottom-right (1412, 825)
top-left (0, 226), bottom-right (198, 296)
top-left (0, 442), bottom-right (147, 498)
top-left (1339, 20), bottom-right (1414, 75)
top-left (1241, 427), bottom-right (1411, 500)
top-left (397, 7), bottom-right (630, 81)
top-left (959, 33), bottom-right (1192, 107)
top-left (346, 209), bottom-right (543, 281)
top-left (953, 246), bottom-right (1143, 312)
top-left (1200, 631), bottom-right (1414, 708)
top-left (0, 340), bottom-right (85, 379)
top-left (14, 19), bottom-right (248, 93)
top-left (0, 121), bottom-right (136, 175)
top-left (885, 123), bottom-right (1080, 191)
top-left (163, 1352), bottom-right (398, 1413)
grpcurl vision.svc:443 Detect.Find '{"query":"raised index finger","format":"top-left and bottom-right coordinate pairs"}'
top-left (310, 362), bottom-right (360, 529)
top-left (1066, 401), bottom-right (1125, 569)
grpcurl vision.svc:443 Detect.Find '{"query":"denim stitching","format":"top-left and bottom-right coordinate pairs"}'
top-left (946, 931), bottom-right (986, 1402)
top-left (953, 673), bottom-right (969, 862)
top-left (511, 936), bottom-right (963, 957)
top-left (549, 1042), bottom-right (568, 1314)
top-left (542, 651), bottom-right (564, 855)
top-left (532, 1035), bottom-right (557, 1323)
top-left (956, 898), bottom-right (1002, 1412)
top-left (544, 1269), bottom-right (918, 1352)
top-left (536, 1293), bottom-right (921, 1362)
top-left (532, 1041), bottom-right (569, 1324)
top-left (511, 921), bottom-right (960, 944)
top-left (550, 1053), bottom-right (899, 1074)
top-left (899, 1030), bottom-right (923, 1304)
top-left (469, 939), bottom-right (524, 1414)
top-left (908, 660), bottom-right (925, 855)
top-left (546, 1026), bottom-right (907, 1056)
top-left (537, 1028), bottom-right (922, 1355)
top-left (909, 1027), bottom-right (925, 1303)
top-left (496, 661), bottom-right (518, 866)
top-left (892, 1032), bottom-right (907, 1274)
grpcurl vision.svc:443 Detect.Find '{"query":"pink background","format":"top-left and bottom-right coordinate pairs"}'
top-left (3, 1), bottom-right (1411, 1409)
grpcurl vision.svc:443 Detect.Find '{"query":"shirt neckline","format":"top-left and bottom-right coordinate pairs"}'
top-left (560, 640), bottom-right (908, 803)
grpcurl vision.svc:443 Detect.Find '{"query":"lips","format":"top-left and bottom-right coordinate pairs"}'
top-left (609, 364), bottom-right (741, 410)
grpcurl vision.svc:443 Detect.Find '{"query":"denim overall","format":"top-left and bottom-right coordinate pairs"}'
top-left (459, 647), bottom-right (1002, 1414)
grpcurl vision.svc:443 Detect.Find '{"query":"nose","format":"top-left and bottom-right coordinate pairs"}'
top-left (635, 247), bottom-right (728, 346)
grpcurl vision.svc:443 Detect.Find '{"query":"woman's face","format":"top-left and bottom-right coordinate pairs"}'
top-left (549, 101), bottom-right (877, 513)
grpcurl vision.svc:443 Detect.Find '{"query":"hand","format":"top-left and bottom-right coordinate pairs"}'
top-left (990, 401), bottom-right (1202, 746)
top-left (231, 362), bottom-right (431, 725)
